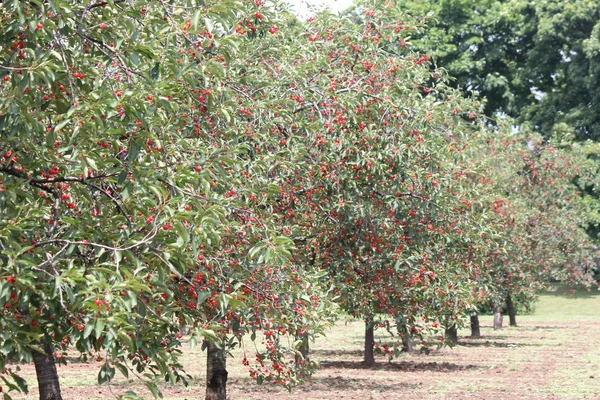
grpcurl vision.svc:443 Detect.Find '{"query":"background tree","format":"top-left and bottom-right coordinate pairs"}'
top-left (395, 0), bottom-right (600, 141)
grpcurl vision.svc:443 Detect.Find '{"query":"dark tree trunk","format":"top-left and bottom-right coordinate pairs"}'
top-left (33, 340), bottom-right (63, 400)
top-left (506, 293), bottom-right (517, 327)
top-left (445, 324), bottom-right (458, 345)
top-left (401, 333), bottom-right (413, 353)
top-left (295, 335), bottom-right (309, 367)
top-left (493, 304), bottom-right (503, 330)
top-left (470, 312), bottom-right (481, 338)
top-left (364, 321), bottom-right (375, 366)
top-left (206, 340), bottom-right (228, 400)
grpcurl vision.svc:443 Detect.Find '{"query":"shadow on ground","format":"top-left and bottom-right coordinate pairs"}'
top-left (459, 340), bottom-right (541, 348)
top-left (311, 349), bottom-right (363, 358)
top-left (299, 376), bottom-right (421, 392)
top-left (320, 360), bottom-right (479, 372)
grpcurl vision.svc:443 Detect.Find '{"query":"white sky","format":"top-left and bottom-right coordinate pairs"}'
top-left (285, 0), bottom-right (354, 18)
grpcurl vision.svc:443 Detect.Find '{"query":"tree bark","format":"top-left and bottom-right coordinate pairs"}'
top-left (205, 340), bottom-right (228, 400)
top-left (445, 324), bottom-right (458, 345)
top-left (295, 334), bottom-right (309, 367)
top-left (470, 312), bottom-right (481, 338)
top-left (33, 340), bottom-right (63, 400)
top-left (506, 293), bottom-right (517, 327)
top-left (401, 333), bottom-right (413, 353)
top-left (364, 321), bottom-right (375, 366)
top-left (493, 304), bottom-right (503, 330)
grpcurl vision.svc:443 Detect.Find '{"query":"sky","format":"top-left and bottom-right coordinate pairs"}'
top-left (285, 0), bottom-right (354, 19)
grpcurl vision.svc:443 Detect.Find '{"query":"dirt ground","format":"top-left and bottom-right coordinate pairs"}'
top-left (7, 315), bottom-right (600, 400)
top-left (7, 286), bottom-right (600, 400)
top-left (224, 319), bottom-right (600, 400)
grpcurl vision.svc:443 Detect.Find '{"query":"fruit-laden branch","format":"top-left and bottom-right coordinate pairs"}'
top-left (0, 166), bottom-right (130, 223)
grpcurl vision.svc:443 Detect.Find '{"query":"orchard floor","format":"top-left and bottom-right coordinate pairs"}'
top-left (7, 286), bottom-right (600, 400)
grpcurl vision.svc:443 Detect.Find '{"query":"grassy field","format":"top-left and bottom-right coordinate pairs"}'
top-left (6, 284), bottom-right (600, 399)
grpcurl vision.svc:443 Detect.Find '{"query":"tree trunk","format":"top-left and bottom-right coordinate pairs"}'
top-left (364, 321), bottom-right (375, 366)
top-left (506, 293), bottom-right (517, 327)
top-left (33, 340), bottom-right (63, 400)
top-left (445, 324), bottom-right (458, 345)
top-left (205, 340), bottom-right (227, 400)
top-left (470, 312), bottom-right (481, 338)
top-left (401, 333), bottom-right (413, 353)
top-left (493, 304), bottom-right (503, 330)
top-left (295, 334), bottom-right (309, 367)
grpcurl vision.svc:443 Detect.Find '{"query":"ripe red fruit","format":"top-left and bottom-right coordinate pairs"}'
top-left (147, 95), bottom-right (153, 102)
top-left (3, 76), bottom-right (8, 82)
top-left (99, 23), bottom-right (107, 29)
top-left (91, 209), bottom-right (99, 217)
top-left (35, 24), bottom-right (43, 31)
top-left (255, 11), bottom-right (262, 19)
top-left (94, 299), bottom-right (102, 306)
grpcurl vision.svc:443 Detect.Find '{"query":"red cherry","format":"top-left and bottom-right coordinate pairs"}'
top-left (99, 23), bottom-right (106, 29)
top-left (3, 76), bottom-right (8, 82)
top-left (147, 95), bottom-right (153, 102)
top-left (91, 209), bottom-right (99, 217)
top-left (35, 24), bottom-right (43, 31)
top-left (94, 299), bottom-right (102, 306)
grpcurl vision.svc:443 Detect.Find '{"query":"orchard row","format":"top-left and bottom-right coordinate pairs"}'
top-left (0, 1), bottom-right (595, 399)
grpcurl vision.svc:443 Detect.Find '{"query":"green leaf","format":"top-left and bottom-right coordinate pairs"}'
top-left (204, 17), bottom-right (214, 33)
top-left (83, 322), bottom-right (94, 339)
top-left (114, 362), bottom-right (129, 379)
top-left (128, 141), bottom-right (141, 163)
top-left (94, 319), bottom-right (106, 339)
top-left (150, 63), bottom-right (160, 81)
top-left (145, 381), bottom-right (163, 399)
top-left (192, 10), bottom-right (201, 31)
top-left (54, 118), bottom-right (70, 132)
top-left (173, 220), bottom-right (189, 244)
top-left (9, 372), bottom-right (28, 393)
top-left (196, 291), bottom-right (211, 309)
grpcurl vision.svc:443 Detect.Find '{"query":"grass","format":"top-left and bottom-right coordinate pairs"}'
top-left (6, 284), bottom-right (600, 399)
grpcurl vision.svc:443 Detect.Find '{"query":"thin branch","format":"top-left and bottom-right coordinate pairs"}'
top-left (33, 226), bottom-right (160, 252)
top-left (53, 31), bottom-right (77, 103)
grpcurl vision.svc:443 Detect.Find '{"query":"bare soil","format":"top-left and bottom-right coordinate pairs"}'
top-left (7, 316), bottom-right (600, 399)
